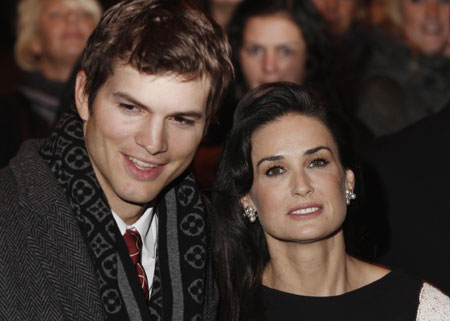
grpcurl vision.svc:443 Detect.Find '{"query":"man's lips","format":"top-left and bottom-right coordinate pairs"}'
top-left (123, 154), bottom-right (166, 180)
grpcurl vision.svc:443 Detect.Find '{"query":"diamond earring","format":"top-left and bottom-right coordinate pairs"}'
top-left (345, 189), bottom-right (356, 205)
top-left (243, 206), bottom-right (258, 223)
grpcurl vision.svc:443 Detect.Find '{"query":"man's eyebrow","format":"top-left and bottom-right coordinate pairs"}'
top-left (256, 155), bottom-right (283, 168)
top-left (113, 91), bottom-right (204, 119)
top-left (113, 91), bottom-right (147, 109)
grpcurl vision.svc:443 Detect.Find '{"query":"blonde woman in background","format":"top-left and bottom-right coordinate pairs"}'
top-left (0, 0), bottom-right (101, 168)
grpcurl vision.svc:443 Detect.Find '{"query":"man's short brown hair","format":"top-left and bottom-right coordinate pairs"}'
top-left (81, 0), bottom-right (233, 125)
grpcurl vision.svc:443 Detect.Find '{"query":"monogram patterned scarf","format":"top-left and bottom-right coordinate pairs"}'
top-left (39, 107), bottom-right (208, 321)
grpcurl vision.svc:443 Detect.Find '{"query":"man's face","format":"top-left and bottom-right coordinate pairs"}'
top-left (75, 64), bottom-right (209, 224)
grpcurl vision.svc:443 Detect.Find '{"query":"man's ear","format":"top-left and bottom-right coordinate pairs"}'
top-left (75, 70), bottom-right (90, 122)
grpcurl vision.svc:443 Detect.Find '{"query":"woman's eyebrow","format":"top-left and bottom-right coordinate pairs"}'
top-left (304, 146), bottom-right (331, 156)
top-left (256, 155), bottom-right (283, 168)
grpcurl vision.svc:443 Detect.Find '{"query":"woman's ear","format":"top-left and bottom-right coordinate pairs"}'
top-left (240, 194), bottom-right (255, 209)
top-left (345, 169), bottom-right (355, 190)
top-left (74, 70), bottom-right (90, 122)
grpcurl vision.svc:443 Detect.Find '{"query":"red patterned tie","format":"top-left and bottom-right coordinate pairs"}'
top-left (123, 229), bottom-right (149, 300)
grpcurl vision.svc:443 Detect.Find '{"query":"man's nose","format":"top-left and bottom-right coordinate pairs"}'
top-left (135, 118), bottom-right (168, 155)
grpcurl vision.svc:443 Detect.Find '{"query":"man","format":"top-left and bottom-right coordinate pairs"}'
top-left (0, 0), bottom-right (233, 320)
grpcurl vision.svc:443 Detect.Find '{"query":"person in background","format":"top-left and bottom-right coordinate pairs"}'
top-left (311, 0), bottom-right (362, 37)
top-left (445, 35), bottom-right (450, 58)
top-left (356, 0), bottom-right (450, 137)
top-left (311, 0), bottom-right (374, 121)
top-left (211, 82), bottom-right (450, 321)
top-left (0, 0), bottom-right (101, 168)
top-left (196, 0), bottom-right (243, 28)
top-left (193, 0), bottom-right (340, 188)
top-left (366, 0), bottom-right (388, 26)
top-left (0, 0), bottom-right (233, 319)
top-left (229, 0), bottom-right (339, 104)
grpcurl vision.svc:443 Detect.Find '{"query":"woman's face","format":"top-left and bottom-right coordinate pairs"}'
top-left (400, 0), bottom-right (450, 55)
top-left (239, 14), bottom-right (307, 90)
top-left (33, 0), bottom-right (97, 68)
top-left (242, 113), bottom-right (354, 245)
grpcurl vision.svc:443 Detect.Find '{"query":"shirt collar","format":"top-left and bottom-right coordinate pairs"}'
top-left (111, 207), bottom-right (157, 257)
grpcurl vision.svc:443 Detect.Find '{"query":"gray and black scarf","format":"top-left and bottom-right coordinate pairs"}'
top-left (39, 107), bottom-right (208, 321)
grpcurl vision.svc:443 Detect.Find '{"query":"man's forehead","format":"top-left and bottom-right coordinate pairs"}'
top-left (97, 64), bottom-right (209, 113)
top-left (108, 60), bottom-right (211, 85)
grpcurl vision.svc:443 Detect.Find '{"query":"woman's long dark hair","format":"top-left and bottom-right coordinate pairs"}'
top-left (211, 82), bottom-right (361, 321)
top-left (227, 0), bottom-right (341, 108)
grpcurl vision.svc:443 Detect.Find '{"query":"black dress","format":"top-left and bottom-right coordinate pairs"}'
top-left (263, 271), bottom-right (423, 321)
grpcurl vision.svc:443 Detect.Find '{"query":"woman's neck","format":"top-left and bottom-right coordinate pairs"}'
top-left (39, 59), bottom-right (73, 83)
top-left (262, 232), bottom-right (374, 297)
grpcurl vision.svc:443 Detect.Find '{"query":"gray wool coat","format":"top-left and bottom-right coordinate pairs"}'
top-left (0, 140), bottom-right (218, 321)
top-left (0, 140), bottom-right (105, 320)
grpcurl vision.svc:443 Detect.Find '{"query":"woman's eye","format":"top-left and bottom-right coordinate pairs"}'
top-left (172, 116), bottom-right (194, 126)
top-left (265, 166), bottom-right (285, 177)
top-left (279, 47), bottom-right (294, 56)
top-left (246, 46), bottom-right (263, 56)
top-left (308, 158), bottom-right (329, 168)
top-left (49, 11), bottom-right (63, 19)
top-left (79, 11), bottom-right (92, 19)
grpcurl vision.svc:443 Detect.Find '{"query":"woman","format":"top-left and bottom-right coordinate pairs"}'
top-left (211, 82), bottom-right (450, 321)
top-left (357, 0), bottom-right (450, 137)
top-left (0, 0), bottom-right (101, 168)
top-left (227, 0), bottom-right (339, 106)
top-left (193, 0), bottom-right (340, 187)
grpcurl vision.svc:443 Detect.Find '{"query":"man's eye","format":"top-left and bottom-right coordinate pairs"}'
top-left (308, 158), bottom-right (329, 168)
top-left (119, 103), bottom-right (140, 112)
top-left (265, 166), bottom-right (285, 177)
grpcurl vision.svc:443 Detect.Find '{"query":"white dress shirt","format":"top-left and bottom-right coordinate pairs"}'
top-left (112, 208), bottom-right (158, 296)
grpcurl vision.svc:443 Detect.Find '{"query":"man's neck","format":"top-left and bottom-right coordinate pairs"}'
top-left (111, 202), bottom-right (149, 226)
